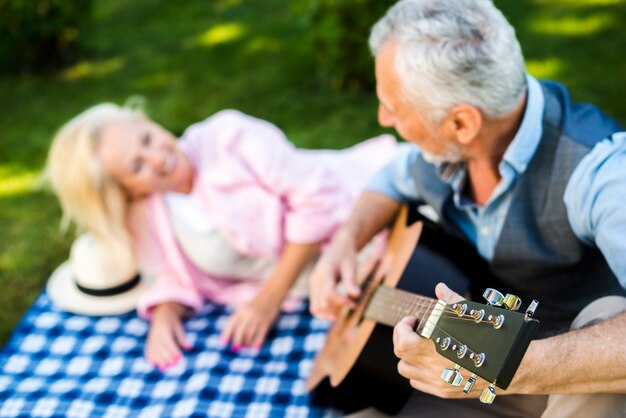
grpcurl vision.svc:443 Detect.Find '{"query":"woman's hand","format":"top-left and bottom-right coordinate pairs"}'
top-left (220, 296), bottom-right (281, 350)
top-left (145, 301), bottom-right (191, 370)
top-left (219, 241), bottom-right (321, 351)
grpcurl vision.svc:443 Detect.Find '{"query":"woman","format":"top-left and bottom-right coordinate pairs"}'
top-left (45, 104), bottom-right (398, 370)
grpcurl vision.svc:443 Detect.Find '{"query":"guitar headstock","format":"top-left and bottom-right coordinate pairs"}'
top-left (420, 288), bottom-right (539, 404)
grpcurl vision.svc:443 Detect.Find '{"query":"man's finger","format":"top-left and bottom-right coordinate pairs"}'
top-left (393, 315), bottom-right (418, 350)
top-left (339, 258), bottom-right (360, 297)
top-left (435, 282), bottom-right (463, 303)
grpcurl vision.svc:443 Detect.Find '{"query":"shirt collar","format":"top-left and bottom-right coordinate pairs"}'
top-left (439, 74), bottom-right (545, 186)
top-left (500, 74), bottom-right (545, 175)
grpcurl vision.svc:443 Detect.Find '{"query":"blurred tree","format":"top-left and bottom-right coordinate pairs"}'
top-left (0, 0), bottom-right (92, 73)
top-left (299, 0), bottom-right (396, 92)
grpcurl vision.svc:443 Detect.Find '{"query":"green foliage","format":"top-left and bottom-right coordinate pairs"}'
top-left (0, 0), bottom-right (626, 347)
top-left (0, 0), bottom-right (93, 73)
top-left (299, 0), bottom-right (396, 92)
top-left (0, 0), bottom-right (388, 346)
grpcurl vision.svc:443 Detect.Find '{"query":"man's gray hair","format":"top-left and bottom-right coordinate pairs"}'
top-left (369, 0), bottom-right (527, 119)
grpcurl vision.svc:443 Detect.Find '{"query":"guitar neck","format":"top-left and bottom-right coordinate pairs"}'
top-left (364, 285), bottom-right (439, 330)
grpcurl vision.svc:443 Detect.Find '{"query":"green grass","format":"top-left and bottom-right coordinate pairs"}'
top-left (1, 0), bottom-right (625, 347)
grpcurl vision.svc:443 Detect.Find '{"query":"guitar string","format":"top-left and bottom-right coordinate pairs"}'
top-left (409, 307), bottom-right (493, 371)
top-left (367, 287), bottom-right (500, 369)
top-left (373, 284), bottom-right (489, 316)
top-left (370, 295), bottom-right (444, 325)
top-left (372, 285), bottom-right (503, 321)
top-left (431, 326), bottom-right (469, 353)
top-left (369, 287), bottom-right (460, 319)
top-left (369, 287), bottom-right (501, 327)
top-left (366, 289), bottom-right (442, 331)
top-left (372, 304), bottom-right (495, 325)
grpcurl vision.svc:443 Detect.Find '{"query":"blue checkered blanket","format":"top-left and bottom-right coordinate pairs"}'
top-left (0, 293), bottom-right (341, 418)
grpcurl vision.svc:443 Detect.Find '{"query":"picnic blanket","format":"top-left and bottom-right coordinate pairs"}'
top-left (0, 292), bottom-right (341, 418)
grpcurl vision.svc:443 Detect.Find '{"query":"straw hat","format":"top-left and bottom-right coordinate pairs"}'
top-left (47, 233), bottom-right (148, 316)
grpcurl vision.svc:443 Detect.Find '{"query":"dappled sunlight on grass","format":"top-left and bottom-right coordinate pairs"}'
top-left (0, 170), bottom-right (40, 197)
top-left (545, 0), bottom-right (623, 6)
top-left (244, 37), bottom-right (281, 54)
top-left (196, 22), bottom-right (246, 47)
top-left (529, 13), bottom-right (615, 36)
top-left (0, 0), bottom-right (624, 350)
top-left (214, 0), bottom-right (243, 13)
top-left (526, 58), bottom-right (564, 80)
top-left (62, 57), bottom-right (125, 81)
top-left (133, 71), bottom-right (175, 89)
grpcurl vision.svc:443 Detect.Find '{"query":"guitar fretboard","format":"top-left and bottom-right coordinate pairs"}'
top-left (363, 285), bottom-right (438, 332)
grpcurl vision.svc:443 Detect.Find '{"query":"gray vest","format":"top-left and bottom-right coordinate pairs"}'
top-left (409, 81), bottom-right (626, 336)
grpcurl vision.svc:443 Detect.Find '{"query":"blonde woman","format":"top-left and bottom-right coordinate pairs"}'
top-left (46, 104), bottom-right (398, 371)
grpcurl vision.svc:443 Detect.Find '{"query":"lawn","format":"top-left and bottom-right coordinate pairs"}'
top-left (1, 0), bottom-right (625, 347)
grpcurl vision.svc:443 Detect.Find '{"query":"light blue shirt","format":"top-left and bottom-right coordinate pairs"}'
top-left (367, 75), bottom-right (626, 287)
top-left (565, 131), bottom-right (626, 286)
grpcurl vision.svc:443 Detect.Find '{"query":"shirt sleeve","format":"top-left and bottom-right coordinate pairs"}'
top-left (226, 112), bottom-right (353, 244)
top-left (564, 132), bottom-right (626, 289)
top-left (128, 201), bottom-right (204, 319)
top-left (366, 143), bottom-right (422, 202)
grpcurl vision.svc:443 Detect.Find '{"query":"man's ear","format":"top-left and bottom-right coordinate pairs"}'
top-left (446, 104), bottom-right (482, 146)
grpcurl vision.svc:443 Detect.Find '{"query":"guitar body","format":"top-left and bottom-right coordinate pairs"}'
top-left (308, 206), bottom-right (485, 414)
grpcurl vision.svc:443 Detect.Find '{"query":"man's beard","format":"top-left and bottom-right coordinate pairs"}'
top-left (421, 145), bottom-right (463, 165)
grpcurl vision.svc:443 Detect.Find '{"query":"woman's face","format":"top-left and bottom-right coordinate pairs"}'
top-left (97, 118), bottom-right (194, 199)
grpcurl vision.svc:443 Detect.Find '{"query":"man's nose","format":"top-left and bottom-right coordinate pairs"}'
top-left (378, 104), bottom-right (395, 127)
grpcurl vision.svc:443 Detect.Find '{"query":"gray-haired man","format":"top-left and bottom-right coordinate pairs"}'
top-left (310, 0), bottom-right (626, 416)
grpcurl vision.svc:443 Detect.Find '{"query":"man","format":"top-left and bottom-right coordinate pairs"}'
top-left (309, 0), bottom-right (626, 417)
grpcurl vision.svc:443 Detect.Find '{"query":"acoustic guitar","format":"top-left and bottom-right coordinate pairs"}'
top-left (307, 205), bottom-right (540, 414)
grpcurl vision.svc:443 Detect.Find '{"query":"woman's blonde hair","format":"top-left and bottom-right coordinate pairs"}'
top-left (44, 103), bottom-right (146, 266)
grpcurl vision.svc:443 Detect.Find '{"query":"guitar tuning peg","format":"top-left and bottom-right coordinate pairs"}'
top-left (441, 364), bottom-right (464, 386)
top-left (503, 294), bottom-right (522, 311)
top-left (463, 373), bottom-right (477, 394)
top-left (482, 288), bottom-right (504, 306)
top-left (479, 384), bottom-right (497, 404)
top-left (525, 300), bottom-right (539, 321)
